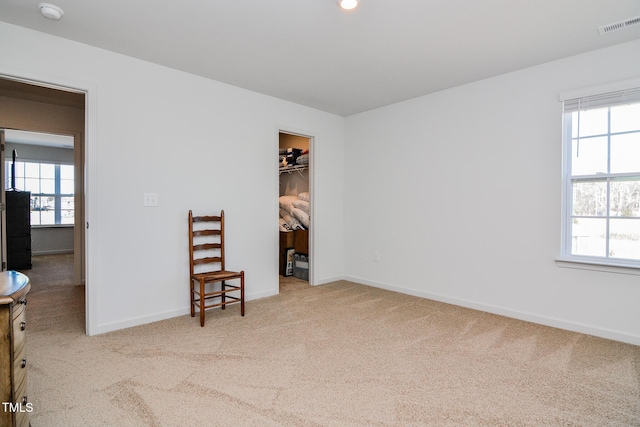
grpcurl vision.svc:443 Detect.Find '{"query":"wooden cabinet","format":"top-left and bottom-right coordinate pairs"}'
top-left (0, 271), bottom-right (31, 427)
top-left (294, 229), bottom-right (308, 254)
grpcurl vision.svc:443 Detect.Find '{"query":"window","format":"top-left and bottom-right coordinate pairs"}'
top-left (561, 87), bottom-right (640, 268)
top-left (5, 160), bottom-right (74, 226)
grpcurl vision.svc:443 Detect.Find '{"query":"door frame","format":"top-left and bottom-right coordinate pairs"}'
top-left (0, 69), bottom-right (97, 335)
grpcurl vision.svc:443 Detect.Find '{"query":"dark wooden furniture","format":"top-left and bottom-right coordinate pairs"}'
top-left (6, 191), bottom-right (32, 270)
top-left (189, 210), bottom-right (244, 327)
top-left (0, 271), bottom-right (31, 427)
top-left (294, 229), bottom-right (308, 254)
top-left (279, 231), bottom-right (294, 276)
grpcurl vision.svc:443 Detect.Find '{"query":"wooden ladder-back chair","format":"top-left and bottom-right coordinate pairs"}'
top-left (189, 210), bottom-right (245, 326)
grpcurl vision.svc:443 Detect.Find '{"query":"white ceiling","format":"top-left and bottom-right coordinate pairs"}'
top-left (1, 0), bottom-right (640, 116)
top-left (3, 130), bottom-right (74, 149)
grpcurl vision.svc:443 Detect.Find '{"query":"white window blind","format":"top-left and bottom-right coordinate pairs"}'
top-left (563, 87), bottom-right (640, 112)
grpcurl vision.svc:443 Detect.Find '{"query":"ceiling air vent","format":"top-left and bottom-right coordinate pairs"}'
top-left (598, 15), bottom-right (640, 35)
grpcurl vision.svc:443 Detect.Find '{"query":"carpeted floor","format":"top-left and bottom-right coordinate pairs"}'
top-left (22, 253), bottom-right (75, 289)
top-left (19, 253), bottom-right (85, 334)
top-left (19, 255), bottom-right (640, 426)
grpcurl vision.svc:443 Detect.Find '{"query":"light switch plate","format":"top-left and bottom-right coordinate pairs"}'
top-left (143, 192), bottom-right (158, 207)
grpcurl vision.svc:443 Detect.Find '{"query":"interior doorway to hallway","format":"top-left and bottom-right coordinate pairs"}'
top-left (0, 76), bottom-right (86, 332)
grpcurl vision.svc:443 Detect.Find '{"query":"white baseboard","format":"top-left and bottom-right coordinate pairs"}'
top-left (32, 250), bottom-right (74, 256)
top-left (91, 288), bottom-right (279, 336)
top-left (313, 275), bottom-right (345, 286)
top-left (343, 275), bottom-right (640, 346)
top-left (93, 308), bottom-right (191, 335)
top-left (90, 275), bottom-right (640, 345)
top-left (249, 288), bottom-right (279, 300)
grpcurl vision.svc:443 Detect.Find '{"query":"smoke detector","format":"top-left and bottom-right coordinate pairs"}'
top-left (39, 3), bottom-right (64, 21)
top-left (598, 15), bottom-right (640, 35)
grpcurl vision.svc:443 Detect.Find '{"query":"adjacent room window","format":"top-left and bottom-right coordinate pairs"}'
top-left (561, 87), bottom-right (640, 268)
top-left (5, 160), bottom-right (74, 226)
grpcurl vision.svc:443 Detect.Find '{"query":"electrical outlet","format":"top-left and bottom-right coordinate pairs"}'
top-left (373, 251), bottom-right (380, 262)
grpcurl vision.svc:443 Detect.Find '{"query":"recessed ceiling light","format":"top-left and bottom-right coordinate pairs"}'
top-left (39, 3), bottom-right (64, 21)
top-left (338, 0), bottom-right (358, 10)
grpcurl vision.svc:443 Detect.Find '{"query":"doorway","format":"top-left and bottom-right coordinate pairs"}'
top-left (3, 130), bottom-right (75, 260)
top-left (0, 77), bottom-right (86, 330)
top-left (278, 132), bottom-right (312, 290)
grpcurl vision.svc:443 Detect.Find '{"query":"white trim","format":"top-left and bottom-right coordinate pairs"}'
top-left (559, 111), bottom-right (572, 259)
top-left (93, 288), bottom-right (277, 335)
top-left (555, 257), bottom-right (640, 276)
top-left (314, 275), bottom-right (345, 286)
top-left (84, 82), bottom-right (97, 336)
top-left (94, 308), bottom-right (192, 335)
top-left (275, 125), bottom-right (318, 286)
top-left (0, 66), bottom-right (98, 336)
top-left (344, 275), bottom-right (640, 346)
top-left (558, 76), bottom-right (640, 101)
top-left (31, 224), bottom-right (74, 229)
top-left (31, 249), bottom-right (73, 256)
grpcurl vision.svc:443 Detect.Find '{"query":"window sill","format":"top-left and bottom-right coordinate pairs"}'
top-left (555, 257), bottom-right (640, 276)
top-left (31, 224), bottom-right (74, 229)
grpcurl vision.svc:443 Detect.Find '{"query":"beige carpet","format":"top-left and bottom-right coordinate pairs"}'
top-left (20, 255), bottom-right (640, 426)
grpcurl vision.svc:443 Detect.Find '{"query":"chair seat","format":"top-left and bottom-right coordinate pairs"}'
top-left (192, 270), bottom-right (243, 282)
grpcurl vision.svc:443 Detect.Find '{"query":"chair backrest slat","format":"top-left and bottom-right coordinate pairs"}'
top-left (193, 243), bottom-right (222, 251)
top-left (192, 215), bottom-right (221, 223)
top-left (189, 210), bottom-right (226, 274)
top-left (192, 229), bottom-right (221, 237)
top-left (193, 256), bottom-right (222, 265)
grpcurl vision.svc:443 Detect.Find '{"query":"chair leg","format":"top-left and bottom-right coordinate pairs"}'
top-left (221, 280), bottom-right (226, 310)
top-left (199, 279), bottom-right (205, 327)
top-left (190, 278), bottom-right (195, 317)
top-left (241, 271), bottom-right (245, 316)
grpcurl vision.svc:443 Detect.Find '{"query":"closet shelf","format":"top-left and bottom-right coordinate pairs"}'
top-left (279, 164), bottom-right (308, 175)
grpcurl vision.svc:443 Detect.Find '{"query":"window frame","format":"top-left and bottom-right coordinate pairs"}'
top-left (558, 80), bottom-right (640, 273)
top-left (5, 159), bottom-right (75, 226)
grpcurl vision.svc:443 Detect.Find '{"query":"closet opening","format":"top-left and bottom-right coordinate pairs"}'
top-left (278, 132), bottom-right (311, 290)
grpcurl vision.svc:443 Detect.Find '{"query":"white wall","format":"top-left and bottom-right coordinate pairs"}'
top-left (344, 39), bottom-right (640, 345)
top-left (30, 227), bottom-right (74, 255)
top-left (0, 22), bottom-right (345, 334)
